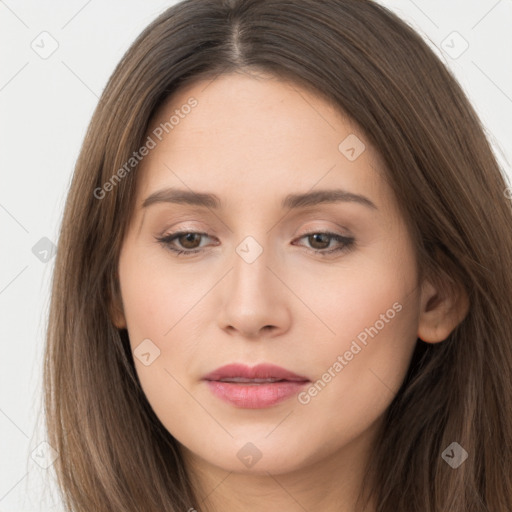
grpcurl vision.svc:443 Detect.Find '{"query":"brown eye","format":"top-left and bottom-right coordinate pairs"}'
top-left (177, 232), bottom-right (202, 249)
top-left (155, 231), bottom-right (212, 256)
top-left (294, 231), bottom-right (355, 257)
top-left (307, 233), bottom-right (332, 250)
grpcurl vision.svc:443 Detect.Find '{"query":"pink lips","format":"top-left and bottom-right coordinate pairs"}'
top-left (203, 363), bottom-right (310, 409)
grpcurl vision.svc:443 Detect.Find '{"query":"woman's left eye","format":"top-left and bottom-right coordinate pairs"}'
top-left (155, 230), bottom-right (355, 257)
top-left (293, 231), bottom-right (355, 256)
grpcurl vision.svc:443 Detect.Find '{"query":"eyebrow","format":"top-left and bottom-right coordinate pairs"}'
top-left (142, 187), bottom-right (377, 211)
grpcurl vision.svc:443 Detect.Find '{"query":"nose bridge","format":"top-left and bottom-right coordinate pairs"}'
top-left (231, 233), bottom-right (274, 297)
top-left (216, 229), bottom-right (291, 337)
top-left (225, 201), bottom-right (290, 291)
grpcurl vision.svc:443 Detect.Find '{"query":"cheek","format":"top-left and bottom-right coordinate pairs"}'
top-left (296, 241), bottom-right (420, 429)
top-left (117, 246), bottom-right (218, 419)
top-left (118, 245), bottom-right (210, 348)
top-left (290, 293), bottom-right (419, 469)
top-left (117, 247), bottom-right (208, 431)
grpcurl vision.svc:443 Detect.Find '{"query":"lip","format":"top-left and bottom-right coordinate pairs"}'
top-left (202, 363), bottom-right (309, 382)
top-left (203, 363), bottom-right (310, 409)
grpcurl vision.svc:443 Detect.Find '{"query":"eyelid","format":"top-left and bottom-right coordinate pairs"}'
top-left (294, 224), bottom-right (351, 238)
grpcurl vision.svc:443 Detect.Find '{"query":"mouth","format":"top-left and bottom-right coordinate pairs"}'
top-left (202, 363), bottom-right (310, 408)
top-left (212, 377), bottom-right (307, 384)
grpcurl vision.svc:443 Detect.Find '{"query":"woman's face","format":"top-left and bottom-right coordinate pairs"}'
top-left (115, 71), bottom-right (423, 477)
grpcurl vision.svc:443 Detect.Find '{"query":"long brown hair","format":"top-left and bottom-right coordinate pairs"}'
top-left (43, 0), bottom-right (512, 510)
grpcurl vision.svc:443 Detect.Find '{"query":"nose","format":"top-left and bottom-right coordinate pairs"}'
top-left (216, 237), bottom-right (291, 339)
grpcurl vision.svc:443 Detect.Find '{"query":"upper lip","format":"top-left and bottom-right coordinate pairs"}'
top-left (203, 363), bottom-right (310, 382)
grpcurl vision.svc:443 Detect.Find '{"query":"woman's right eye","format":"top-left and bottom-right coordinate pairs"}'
top-left (155, 231), bottom-right (212, 256)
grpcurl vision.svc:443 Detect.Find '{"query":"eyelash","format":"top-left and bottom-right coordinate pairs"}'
top-left (155, 230), bottom-right (355, 257)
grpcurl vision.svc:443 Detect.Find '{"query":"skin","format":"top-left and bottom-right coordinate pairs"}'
top-left (112, 70), bottom-right (468, 512)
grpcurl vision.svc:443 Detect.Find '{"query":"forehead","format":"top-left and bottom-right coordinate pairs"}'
top-left (135, 71), bottom-right (390, 213)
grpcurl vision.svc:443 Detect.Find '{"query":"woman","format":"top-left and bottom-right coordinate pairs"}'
top-left (44, 0), bottom-right (512, 510)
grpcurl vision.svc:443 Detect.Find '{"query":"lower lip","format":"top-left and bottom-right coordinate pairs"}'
top-left (205, 380), bottom-right (309, 408)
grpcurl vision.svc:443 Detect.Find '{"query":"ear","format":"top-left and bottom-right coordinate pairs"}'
top-left (417, 275), bottom-right (469, 343)
top-left (107, 273), bottom-right (127, 330)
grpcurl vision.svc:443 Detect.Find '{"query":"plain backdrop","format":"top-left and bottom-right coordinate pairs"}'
top-left (1, 0), bottom-right (511, 510)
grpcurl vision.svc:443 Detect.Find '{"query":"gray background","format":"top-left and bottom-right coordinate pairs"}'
top-left (1, 0), bottom-right (511, 510)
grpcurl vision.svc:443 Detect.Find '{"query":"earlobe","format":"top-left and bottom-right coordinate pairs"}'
top-left (417, 277), bottom-right (469, 344)
top-left (108, 277), bottom-right (127, 330)
top-left (110, 303), bottom-right (127, 330)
